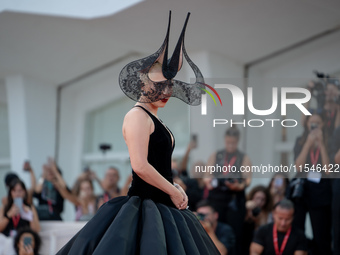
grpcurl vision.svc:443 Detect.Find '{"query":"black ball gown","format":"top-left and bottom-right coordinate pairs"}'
top-left (56, 105), bottom-right (220, 255)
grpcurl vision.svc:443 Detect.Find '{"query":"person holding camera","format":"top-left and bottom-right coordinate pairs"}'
top-left (330, 126), bottom-right (340, 255)
top-left (293, 110), bottom-right (332, 255)
top-left (250, 199), bottom-right (307, 255)
top-left (242, 185), bottom-right (273, 255)
top-left (304, 78), bottom-right (340, 136)
top-left (195, 200), bottom-right (236, 255)
top-left (205, 127), bottom-right (252, 255)
top-left (0, 179), bottom-right (40, 237)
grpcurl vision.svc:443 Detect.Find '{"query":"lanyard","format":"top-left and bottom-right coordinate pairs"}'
top-left (310, 147), bottom-right (320, 166)
top-left (12, 215), bottom-right (21, 229)
top-left (327, 110), bottom-right (335, 128)
top-left (203, 186), bottom-right (209, 199)
top-left (47, 199), bottom-right (54, 214)
top-left (273, 224), bottom-right (292, 255)
top-left (103, 193), bottom-right (109, 203)
top-left (223, 154), bottom-right (237, 175)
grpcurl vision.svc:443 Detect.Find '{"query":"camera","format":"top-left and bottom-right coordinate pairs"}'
top-left (311, 71), bottom-right (328, 111)
top-left (99, 143), bottom-right (112, 154)
top-left (252, 207), bottom-right (261, 217)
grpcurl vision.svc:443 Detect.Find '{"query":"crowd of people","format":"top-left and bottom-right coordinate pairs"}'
top-left (1, 78), bottom-right (340, 255)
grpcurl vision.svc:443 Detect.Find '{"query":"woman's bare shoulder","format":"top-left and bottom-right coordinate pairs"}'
top-left (124, 107), bottom-right (149, 124)
top-left (122, 107), bottom-right (153, 134)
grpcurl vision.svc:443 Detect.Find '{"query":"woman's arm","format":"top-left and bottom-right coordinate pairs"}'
top-left (29, 206), bottom-right (40, 233)
top-left (203, 152), bottom-right (216, 190)
top-left (0, 207), bottom-right (10, 232)
top-left (295, 134), bottom-right (313, 170)
top-left (241, 155), bottom-right (252, 188)
top-left (123, 108), bottom-right (186, 209)
top-left (53, 180), bottom-right (81, 206)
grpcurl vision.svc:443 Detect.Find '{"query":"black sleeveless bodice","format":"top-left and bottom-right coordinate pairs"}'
top-left (127, 105), bottom-right (176, 207)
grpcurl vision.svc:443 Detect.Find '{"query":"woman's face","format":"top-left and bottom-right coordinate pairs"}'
top-left (11, 183), bottom-right (26, 199)
top-left (141, 62), bottom-right (173, 108)
top-left (307, 114), bottom-right (323, 132)
top-left (252, 191), bottom-right (266, 209)
top-left (225, 136), bottom-right (239, 153)
top-left (18, 233), bottom-right (35, 255)
top-left (79, 181), bottom-right (93, 198)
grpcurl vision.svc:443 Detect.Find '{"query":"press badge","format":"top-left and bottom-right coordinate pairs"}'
top-left (10, 229), bottom-right (17, 237)
top-left (307, 171), bottom-right (321, 183)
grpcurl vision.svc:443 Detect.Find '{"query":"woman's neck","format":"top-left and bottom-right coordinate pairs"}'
top-left (136, 102), bottom-right (158, 116)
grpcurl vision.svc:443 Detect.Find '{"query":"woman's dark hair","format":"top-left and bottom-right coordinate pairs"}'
top-left (5, 173), bottom-right (19, 187)
top-left (72, 178), bottom-right (94, 197)
top-left (298, 110), bottom-right (328, 147)
top-left (4, 179), bottom-right (30, 216)
top-left (225, 127), bottom-right (240, 139)
top-left (196, 199), bottom-right (216, 212)
top-left (247, 185), bottom-right (272, 212)
top-left (14, 227), bottom-right (41, 255)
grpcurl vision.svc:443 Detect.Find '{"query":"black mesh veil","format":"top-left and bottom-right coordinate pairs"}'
top-left (119, 11), bottom-right (206, 106)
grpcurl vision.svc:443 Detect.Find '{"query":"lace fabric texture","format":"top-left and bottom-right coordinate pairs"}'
top-left (119, 11), bottom-right (206, 106)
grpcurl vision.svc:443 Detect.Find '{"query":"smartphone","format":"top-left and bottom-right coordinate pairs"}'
top-left (23, 160), bottom-right (30, 171)
top-left (274, 178), bottom-right (284, 187)
top-left (191, 134), bottom-right (198, 147)
top-left (83, 166), bottom-right (90, 173)
top-left (23, 236), bottom-right (32, 246)
top-left (14, 197), bottom-right (23, 214)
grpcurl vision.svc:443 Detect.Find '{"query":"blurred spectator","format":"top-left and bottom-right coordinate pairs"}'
top-left (181, 161), bottom-right (206, 211)
top-left (0, 179), bottom-right (40, 237)
top-left (267, 173), bottom-right (289, 206)
top-left (33, 158), bottom-right (66, 221)
top-left (250, 199), bottom-right (307, 255)
top-left (205, 127), bottom-right (252, 254)
top-left (2, 162), bottom-right (37, 207)
top-left (293, 111), bottom-right (332, 255)
top-left (119, 174), bottom-right (133, 196)
top-left (242, 185), bottom-right (272, 255)
top-left (2, 173), bottom-right (19, 206)
top-left (304, 79), bottom-right (340, 136)
top-left (96, 167), bottom-right (121, 209)
top-left (14, 227), bottom-right (41, 255)
top-left (196, 200), bottom-right (235, 255)
top-left (246, 185), bottom-right (272, 228)
top-left (173, 140), bottom-right (206, 211)
top-left (330, 126), bottom-right (340, 255)
top-left (70, 178), bottom-right (97, 221)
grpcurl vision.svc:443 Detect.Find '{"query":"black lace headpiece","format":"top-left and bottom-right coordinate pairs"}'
top-left (119, 11), bottom-right (206, 106)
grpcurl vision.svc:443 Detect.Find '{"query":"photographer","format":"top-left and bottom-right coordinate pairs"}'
top-left (303, 75), bottom-right (340, 136)
top-left (242, 185), bottom-right (273, 254)
top-left (330, 126), bottom-right (340, 255)
top-left (293, 110), bottom-right (332, 255)
top-left (205, 127), bottom-right (252, 255)
top-left (195, 200), bottom-right (235, 255)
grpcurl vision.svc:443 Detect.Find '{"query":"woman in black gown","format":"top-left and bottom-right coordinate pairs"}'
top-left (56, 12), bottom-right (220, 255)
